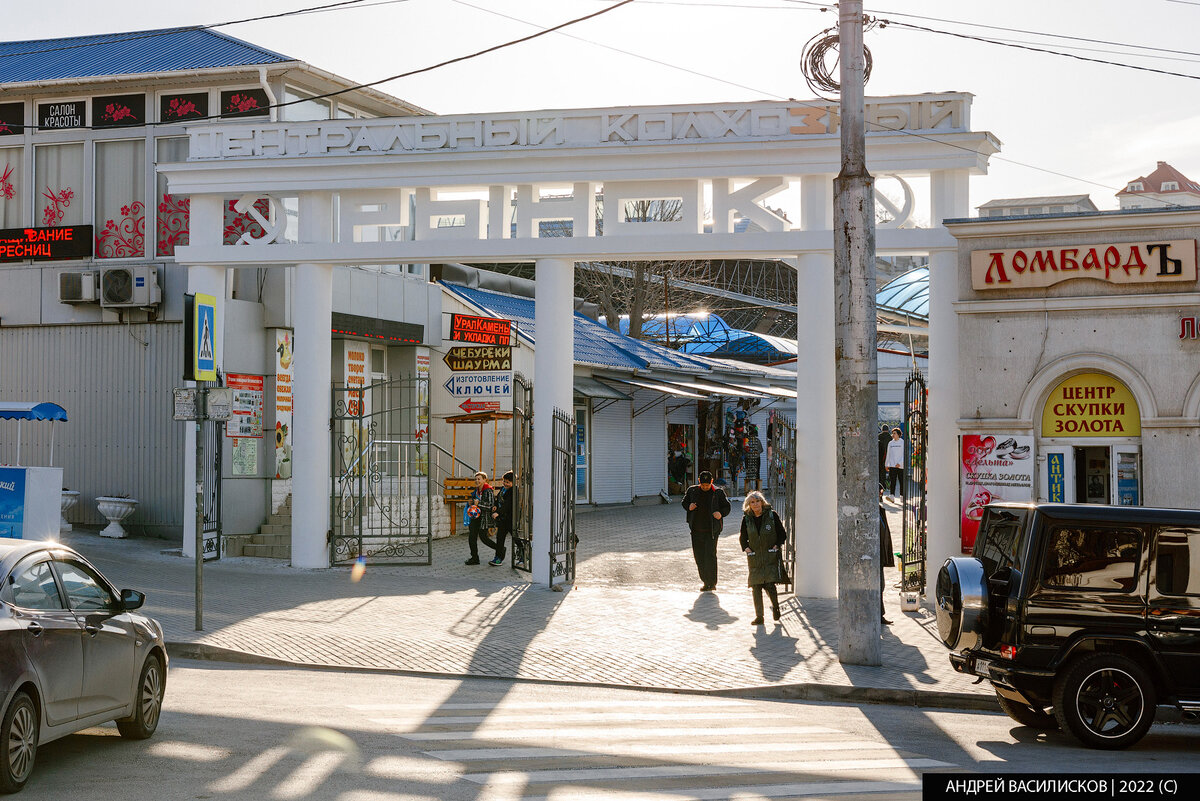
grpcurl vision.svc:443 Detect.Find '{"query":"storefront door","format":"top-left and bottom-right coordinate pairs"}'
top-left (1039, 445), bottom-right (1074, 503)
top-left (667, 423), bottom-right (695, 494)
top-left (1113, 445), bottom-right (1141, 506)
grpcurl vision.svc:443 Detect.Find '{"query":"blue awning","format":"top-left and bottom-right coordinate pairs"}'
top-left (0, 402), bottom-right (68, 422)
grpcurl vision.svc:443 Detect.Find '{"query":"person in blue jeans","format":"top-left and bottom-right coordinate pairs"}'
top-left (465, 471), bottom-right (497, 565)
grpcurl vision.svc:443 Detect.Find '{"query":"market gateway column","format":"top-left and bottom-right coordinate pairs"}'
top-left (795, 174), bottom-right (837, 597)
top-left (290, 192), bottom-right (334, 569)
top-left (532, 258), bottom-right (575, 586)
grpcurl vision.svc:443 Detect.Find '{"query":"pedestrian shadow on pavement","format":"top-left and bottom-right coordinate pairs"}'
top-left (749, 625), bottom-right (803, 683)
top-left (684, 592), bottom-right (738, 629)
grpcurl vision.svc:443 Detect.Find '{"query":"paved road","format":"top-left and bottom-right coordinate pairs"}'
top-left (27, 662), bottom-right (1200, 801)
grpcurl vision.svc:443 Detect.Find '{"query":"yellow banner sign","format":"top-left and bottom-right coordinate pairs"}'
top-left (1041, 373), bottom-right (1140, 437)
top-left (972, 239), bottom-right (1197, 290)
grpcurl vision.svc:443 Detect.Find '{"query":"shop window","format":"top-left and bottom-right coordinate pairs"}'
top-left (34, 143), bottom-right (84, 227)
top-left (1155, 528), bottom-right (1200, 596)
top-left (282, 88), bottom-right (331, 121)
top-left (156, 137), bottom-right (189, 256)
top-left (0, 147), bottom-right (21, 227)
top-left (1041, 525), bottom-right (1141, 593)
top-left (94, 140), bottom-right (146, 258)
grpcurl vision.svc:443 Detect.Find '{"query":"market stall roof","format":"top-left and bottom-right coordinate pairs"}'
top-left (444, 411), bottom-right (514, 425)
top-left (0, 402), bottom-right (67, 421)
top-left (597, 376), bottom-right (706, 399)
top-left (574, 376), bottom-right (631, 400)
top-left (649, 377), bottom-right (768, 399)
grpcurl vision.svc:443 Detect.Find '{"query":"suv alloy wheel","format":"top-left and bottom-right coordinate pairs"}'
top-left (1052, 653), bottom-right (1156, 749)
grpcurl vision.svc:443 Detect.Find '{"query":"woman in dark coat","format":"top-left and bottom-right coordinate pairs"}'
top-left (739, 490), bottom-right (787, 625)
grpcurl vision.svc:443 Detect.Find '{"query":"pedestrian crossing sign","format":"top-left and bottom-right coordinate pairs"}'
top-left (194, 293), bottom-right (217, 381)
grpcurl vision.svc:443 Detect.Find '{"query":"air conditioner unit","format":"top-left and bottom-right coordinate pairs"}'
top-left (100, 265), bottom-right (162, 308)
top-left (58, 270), bottom-right (99, 303)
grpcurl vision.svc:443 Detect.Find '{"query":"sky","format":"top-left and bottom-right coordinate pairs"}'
top-left (8, 0), bottom-right (1200, 216)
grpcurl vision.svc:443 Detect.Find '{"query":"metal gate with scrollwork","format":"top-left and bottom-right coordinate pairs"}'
top-left (330, 376), bottom-right (432, 565)
top-left (548, 407), bottom-right (577, 584)
top-left (510, 373), bottom-right (533, 573)
top-left (902, 369), bottom-right (928, 594)
top-left (768, 413), bottom-right (797, 593)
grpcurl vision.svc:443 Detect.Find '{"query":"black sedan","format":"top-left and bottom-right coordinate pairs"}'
top-left (0, 539), bottom-right (166, 793)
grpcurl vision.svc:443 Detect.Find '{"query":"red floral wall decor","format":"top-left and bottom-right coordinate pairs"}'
top-left (0, 165), bottom-right (14, 200)
top-left (160, 92), bottom-right (208, 122)
top-left (96, 201), bottom-right (146, 258)
top-left (0, 102), bottom-right (22, 136)
top-left (157, 194), bottom-right (190, 256)
top-left (223, 198), bottom-right (269, 244)
top-left (220, 88), bottom-right (270, 119)
top-left (94, 94), bottom-right (145, 128)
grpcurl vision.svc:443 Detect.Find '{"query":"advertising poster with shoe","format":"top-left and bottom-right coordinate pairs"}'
top-left (959, 434), bottom-right (1034, 551)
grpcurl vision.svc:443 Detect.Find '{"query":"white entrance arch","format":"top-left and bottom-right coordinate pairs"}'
top-left (163, 93), bottom-right (999, 591)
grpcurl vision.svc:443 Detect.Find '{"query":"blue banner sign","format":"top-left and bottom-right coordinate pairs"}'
top-left (0, 467), bottom-right (27, 539)
top-left (1047, 452), bottom-right (1065, 503)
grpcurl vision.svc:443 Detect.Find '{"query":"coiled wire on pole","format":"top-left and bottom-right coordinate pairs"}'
top-left (800, 18), bottom-right (879, 99)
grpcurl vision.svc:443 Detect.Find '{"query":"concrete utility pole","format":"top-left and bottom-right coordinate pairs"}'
top-left (833, 0), bottom-right (882, 665)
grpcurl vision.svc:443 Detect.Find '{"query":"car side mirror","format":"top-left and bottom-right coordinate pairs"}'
top-left (120, 589), bottom-right (145, 611)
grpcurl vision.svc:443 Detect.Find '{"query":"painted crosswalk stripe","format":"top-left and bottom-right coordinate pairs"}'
top-left (465, 757), bottom-right (952, 785)
top-left (398, 724), bottom-right (838, 742)
top-left (425, 739), bottom-right (912, 762)
top-left (350, 698), bottom-right (750, 712)
top-left (374, 710), bottom-right (769, 726)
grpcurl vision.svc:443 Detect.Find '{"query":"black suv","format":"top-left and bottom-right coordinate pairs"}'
top-left (936, 502), bottom-right (1200, 749)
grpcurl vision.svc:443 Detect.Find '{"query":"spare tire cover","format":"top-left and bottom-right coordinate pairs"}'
top-left (935, 557), bottom-right (988, 650)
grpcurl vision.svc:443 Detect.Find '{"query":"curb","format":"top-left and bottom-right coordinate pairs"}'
top-left (165, 641), bottom-right (998, 713)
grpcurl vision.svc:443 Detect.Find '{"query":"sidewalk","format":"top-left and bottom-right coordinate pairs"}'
top-left (64, 501), bottom-right (994, 710)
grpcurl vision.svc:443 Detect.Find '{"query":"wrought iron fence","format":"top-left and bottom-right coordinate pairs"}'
top-left (768, 413), bottom-right (797, 593)
top-left (510, 373), bottom-right (534, 573)
top-left (548, 407), bottom-right (577, 584)
top-left (902, 369), bottom-right (928, 594)
top-left (330, 376), bottom-right (433, 565)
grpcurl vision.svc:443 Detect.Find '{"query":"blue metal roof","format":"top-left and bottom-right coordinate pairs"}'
top-left (876, 267), bottom-right (929, 320)
top-left (0, 27), bottom-right (294, 83)
top-left (442, 283), bottom-right (715, 372)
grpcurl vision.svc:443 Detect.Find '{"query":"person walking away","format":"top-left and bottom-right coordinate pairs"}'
top-left (682, 471), bottom-right (730, 591)
top-left (884, 427), bottom-right (905, 502)
top-left (740, 490), bottom-right (787, 625)
top-left (743, 424), bottom-right (764, 492)
top-left (489, 470), bottom-right (515, 566)
top-left (465, 471), bottom-right (498, 565)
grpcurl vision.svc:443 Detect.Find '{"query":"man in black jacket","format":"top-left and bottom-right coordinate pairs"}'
top-left (489, 471), bottom-right (515, 566)
top-left (682, 471), bottom-right (731, 591)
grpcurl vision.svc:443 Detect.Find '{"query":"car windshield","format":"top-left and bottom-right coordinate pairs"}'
top-left (974, 507), bottom-right (1030, 576)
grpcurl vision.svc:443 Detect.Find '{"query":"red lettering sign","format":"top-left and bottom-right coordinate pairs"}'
top-left (449, 313), bottom-right (512, 346)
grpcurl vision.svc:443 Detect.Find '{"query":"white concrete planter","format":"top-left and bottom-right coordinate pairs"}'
top-left (96, 496), bottom-right (138, 539)
top-left (60, 490), bottom-right (80, 534)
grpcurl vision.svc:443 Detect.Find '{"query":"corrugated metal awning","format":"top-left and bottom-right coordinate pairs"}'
top-left (574, 376), bottom-right (630, 400)
top-left (598, 376), bottom-right (706, 399)
top-left (650, 377), bottom-right (767, 399)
